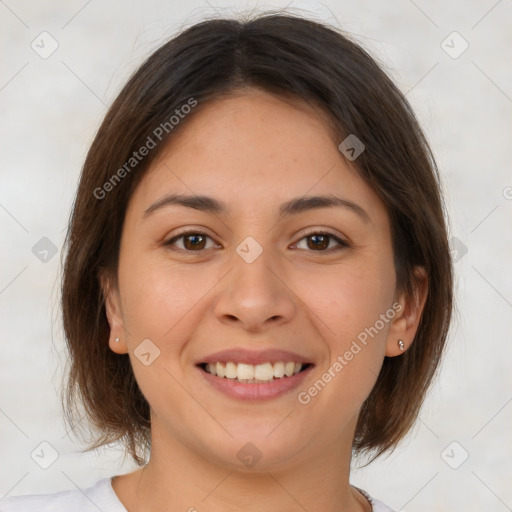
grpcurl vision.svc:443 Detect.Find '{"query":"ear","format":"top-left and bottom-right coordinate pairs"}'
top-left (99, 270), bottom-right (129, 355)
top-left (385, 266), bottom-right (428, 357)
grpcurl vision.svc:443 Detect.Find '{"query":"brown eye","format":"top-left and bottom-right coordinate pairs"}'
top-left (165, 232), bottom-right (215, 251)
top-left (306, 234), bottom-right (329, 250)
top-left (295, 232), bottom-right (349, 252)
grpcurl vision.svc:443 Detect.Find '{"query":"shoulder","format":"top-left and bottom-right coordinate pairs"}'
top-left (0, 477), bottom-right (127, 512)
top-left (356, 487), bottom-right (397, 512)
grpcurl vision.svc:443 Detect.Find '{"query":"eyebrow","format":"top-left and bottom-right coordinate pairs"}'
top-left (143, 193), bottom-right (371, 223)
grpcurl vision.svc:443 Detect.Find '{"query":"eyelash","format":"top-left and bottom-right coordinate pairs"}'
top-left (164, 229), bottom-right (350, 254)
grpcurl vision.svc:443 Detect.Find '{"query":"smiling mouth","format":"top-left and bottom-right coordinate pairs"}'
top-left (198, 361), bottom-right (313, 383)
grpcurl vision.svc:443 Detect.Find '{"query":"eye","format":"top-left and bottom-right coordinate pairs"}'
top-left (164, 229), bottom-right (349, 253)
top-left (164, 231), bottom-right (217, 251)
top-left (293, 230), bottom-right (349, 252)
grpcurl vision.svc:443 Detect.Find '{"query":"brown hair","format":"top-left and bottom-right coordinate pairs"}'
top-left (61, 12), bottom-right (453, 466)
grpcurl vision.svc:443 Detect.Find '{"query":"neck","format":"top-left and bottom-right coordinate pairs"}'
top-left (127, 424), bottom-right (369, 512)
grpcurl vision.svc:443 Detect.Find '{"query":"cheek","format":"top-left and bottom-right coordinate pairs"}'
top-left (116, 253), bottom-right (209, 416)
top-left (297, 257), bottom-right (395, 343)
top-left (118, 249), bottom-right (224, 345)
top-left (293, 256), bottom-right (395, 407)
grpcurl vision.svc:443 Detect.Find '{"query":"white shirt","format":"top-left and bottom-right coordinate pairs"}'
top-left (0, 477), bottom-right (396, 511)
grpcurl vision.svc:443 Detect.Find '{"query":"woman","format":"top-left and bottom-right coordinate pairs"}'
top-left (1, 12), bottom-right (453, 512)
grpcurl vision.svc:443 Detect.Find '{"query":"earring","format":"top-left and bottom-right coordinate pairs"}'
top-left (398, 339), bottom-right (405, 351)
top-left (115, 337), bottom-right (120, 343)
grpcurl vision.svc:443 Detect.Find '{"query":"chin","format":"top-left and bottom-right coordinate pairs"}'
top-left (202, 427), bottom-right (310, 473)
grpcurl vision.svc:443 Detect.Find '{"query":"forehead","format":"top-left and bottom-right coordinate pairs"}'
top-left (127, 90), bottom-right (388, 225)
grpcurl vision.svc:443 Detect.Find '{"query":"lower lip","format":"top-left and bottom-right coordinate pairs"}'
top-left (197, 365), bottom-right (314, 401)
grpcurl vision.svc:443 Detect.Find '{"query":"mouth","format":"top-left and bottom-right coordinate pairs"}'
top-left (197, 361), bottom-right (314, 384)
top-left (196, 357), bottom-right (314, 401)
top-left (195, 347), bottom-right (315, 400)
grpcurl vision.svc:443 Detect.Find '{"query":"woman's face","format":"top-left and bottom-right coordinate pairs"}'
top-left (104, 89), bottom-right (418, 471)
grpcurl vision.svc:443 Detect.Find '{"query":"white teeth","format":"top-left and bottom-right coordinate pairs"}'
top-left (237, 363), bottom-right (255, 380)
top-left (273, 362), bottom-right (285, 378)
top-left (284, 362), bottom-right (295, 377)
top-left (225, 362), bottom-right (237, 379)
top-left (203, 361), bottom-right (305, 382)
top-left (254, 362), bottom-right (274, 380)
top-left (215, 362), bottom-right (225, 378)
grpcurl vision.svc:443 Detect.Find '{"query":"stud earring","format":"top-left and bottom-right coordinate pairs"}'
top-left (398, 339), bottom-right (405, 351)
top-left (115, 337), bottom-right (120, 343)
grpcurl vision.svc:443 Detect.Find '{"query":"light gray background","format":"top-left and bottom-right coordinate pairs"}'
top-left (1, 1), bottom-right (511, 511)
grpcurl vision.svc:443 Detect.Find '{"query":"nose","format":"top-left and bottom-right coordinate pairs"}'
top-left (213, 238), bottom-right (297, 333)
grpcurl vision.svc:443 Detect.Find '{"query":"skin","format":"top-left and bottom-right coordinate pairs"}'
top-left (102, 88), bottom-right (428, 512)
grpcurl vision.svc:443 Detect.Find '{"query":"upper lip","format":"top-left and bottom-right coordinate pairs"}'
top-left (197, 348), bottom-right (314, 366)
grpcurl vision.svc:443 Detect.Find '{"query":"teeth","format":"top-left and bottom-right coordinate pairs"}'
top-left (203, 361), bottom-right (305, 382)
top-left (215, 362), bottom-right (225, 378)
top-left (273, 362), bottom-right (285, 378)
top-left (254, 362), bottom-right (273, 380)
top-left (284, 362), bottom-right (295, 377)
top-left (225, 362), bottom-right (237, 379)
top-left (237, 363), bottom-right (255, 380)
